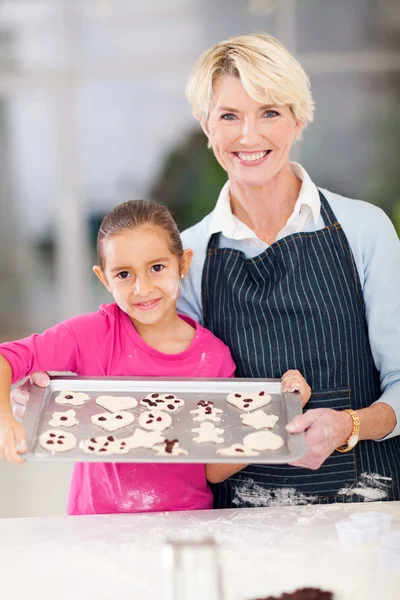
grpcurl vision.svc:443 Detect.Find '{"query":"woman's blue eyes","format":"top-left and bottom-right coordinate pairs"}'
top-left (221, 110), bottom-right (279, 120)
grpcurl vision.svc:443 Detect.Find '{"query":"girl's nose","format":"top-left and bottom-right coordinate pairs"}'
top-left (133, 275), bottom-right (153, 296)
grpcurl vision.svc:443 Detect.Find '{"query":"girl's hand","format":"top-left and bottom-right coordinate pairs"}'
top-left (0, 415), bottom-right (27, 464)
top-left (11, 372), bottom-right (50, 421)
top-left (281, 369), bottom-right (311, 407)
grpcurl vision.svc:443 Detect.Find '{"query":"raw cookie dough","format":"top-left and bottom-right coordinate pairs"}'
top-left (217, 443), bottom-right (260, 457)
top-left (125, 428), bottom-right (165, 449)
top-left (49, 409), bottom-right (77, 428)
top-left (190, 400), bottom-right (223, 422)
top-left (140, 393), bottom-right (185, 412)
top-left (95, 395), bottom-right (138, 412)
top-left (226, 391), bottom-right (272, 412)
top-left (39, 429), bottom-right (77, 453)
top-left (153, 439), bottom-right (188, 456)
top-left (192, 422), bottom-right (224, 444)
top-left (243, 430), bottom-right (284, 451)
top-left (138, 409), bottom-right (172, 431)
top-left (91, 410), bottom-right (135, 432)
top-left (240, 410), bottom-right (279, 430)
top-left (55, 391), bottom-right (90, 407)
top-left (80, 435), bottom-right (129, 455)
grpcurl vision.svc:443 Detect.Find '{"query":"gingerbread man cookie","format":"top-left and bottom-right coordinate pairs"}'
top-left (192, 422), bottom-right (224, 444)
top-left (190, 400), bottom-right (223, 422)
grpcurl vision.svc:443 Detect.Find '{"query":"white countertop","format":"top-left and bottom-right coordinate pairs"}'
top-left (1, 501), bottom-right (399, 600)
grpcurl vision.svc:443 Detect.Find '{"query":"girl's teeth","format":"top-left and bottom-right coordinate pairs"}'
top-left (237, 151), bottom-right (268, 162)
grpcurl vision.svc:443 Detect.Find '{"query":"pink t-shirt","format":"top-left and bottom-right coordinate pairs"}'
top-left (0, 303), bottom-right (236, 515)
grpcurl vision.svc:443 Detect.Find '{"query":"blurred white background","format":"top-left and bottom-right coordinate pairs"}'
top-left (0, 0), bottom-right (399, 517)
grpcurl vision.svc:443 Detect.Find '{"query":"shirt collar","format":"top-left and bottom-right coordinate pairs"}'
top-left (208, 162), bottom-right (321, 240)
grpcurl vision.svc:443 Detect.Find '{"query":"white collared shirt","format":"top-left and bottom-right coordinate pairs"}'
top-left (207, 163), bottom-right (320, 248)
top-left (177, 162), bottom-right (400, 439)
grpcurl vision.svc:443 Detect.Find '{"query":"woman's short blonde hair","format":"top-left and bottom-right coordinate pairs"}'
top-left (186, 32), bottom-right (314, 130)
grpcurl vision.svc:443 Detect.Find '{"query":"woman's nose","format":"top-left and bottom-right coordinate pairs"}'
top-left (240, 118), bottom-right (262, 147)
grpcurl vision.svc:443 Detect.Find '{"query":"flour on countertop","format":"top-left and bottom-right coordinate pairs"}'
top-left (338, 472), bottom-right (391, 501)
top-left (232, 478), bottom-right (317, 507)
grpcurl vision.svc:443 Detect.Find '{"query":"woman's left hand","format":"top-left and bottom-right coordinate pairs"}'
top-left (285, 408), bottom-right (353, 470)
top-left (281, 369), bottom-right (311, 407)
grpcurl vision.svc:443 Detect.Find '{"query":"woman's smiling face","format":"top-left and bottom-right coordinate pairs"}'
top-left (203, 76), bottom-right (303, 188)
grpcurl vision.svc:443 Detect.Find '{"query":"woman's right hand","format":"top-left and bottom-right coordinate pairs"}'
top-left (0, 414), bottom-right (27, 464)
top-left (11, 371), bottom-right (50, 420)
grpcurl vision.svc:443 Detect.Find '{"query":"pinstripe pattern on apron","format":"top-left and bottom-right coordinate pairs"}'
top-left (202, 192), bottom-right (400, 507)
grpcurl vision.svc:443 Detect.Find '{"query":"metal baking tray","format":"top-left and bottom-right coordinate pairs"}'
top-left (23, 376), bottom-right (305, 463)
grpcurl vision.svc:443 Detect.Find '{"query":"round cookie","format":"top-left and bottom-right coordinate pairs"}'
top-left (39, 429), bottom-right (77, 453)
top-left (138, 409), bottom-right (172, 432)
top-left (243, 430), bottom-right (284, 451)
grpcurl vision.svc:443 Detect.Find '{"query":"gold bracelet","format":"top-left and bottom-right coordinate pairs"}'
top-left (336, 409), bottom-right (360, 453)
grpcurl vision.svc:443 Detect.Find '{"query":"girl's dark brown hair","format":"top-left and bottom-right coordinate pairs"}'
top-left (97, 200), bottom-right (183, 270)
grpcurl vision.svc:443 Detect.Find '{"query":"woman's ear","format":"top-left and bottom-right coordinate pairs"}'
top-left (180, 248), bottom-right (194, 279)
top-left (93, 265), bottom-right (111, 293)
top-left (199, 117), bottom-right (210, 139)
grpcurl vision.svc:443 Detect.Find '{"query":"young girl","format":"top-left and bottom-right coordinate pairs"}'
top-left (0, 200), bottom-right (310, 515)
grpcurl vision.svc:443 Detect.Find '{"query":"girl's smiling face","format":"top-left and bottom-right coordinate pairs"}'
top-left (93, 226), bottom-right (192, 328)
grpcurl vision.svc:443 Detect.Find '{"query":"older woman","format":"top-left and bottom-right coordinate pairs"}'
top-left (177, 32), bottom-right (400, 507)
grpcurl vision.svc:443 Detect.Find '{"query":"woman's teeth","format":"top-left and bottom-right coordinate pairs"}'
top-left (236, 151), bottom-right (268, 162)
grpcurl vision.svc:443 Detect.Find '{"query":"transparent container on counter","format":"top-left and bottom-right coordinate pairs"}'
top-left (163, 537), bottom-right (225, 600)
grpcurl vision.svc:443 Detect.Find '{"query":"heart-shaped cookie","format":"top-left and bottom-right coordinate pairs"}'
top-left (95, 395), bottom-right (138, 412)
top-left (226, 391), bottom-right (272, 412)
top-left (91, 411), bottom-right (135, 432)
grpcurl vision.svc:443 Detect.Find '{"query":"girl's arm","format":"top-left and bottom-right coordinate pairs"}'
top-left (206, 463), bottom-right (247, 484)
top-left (0, 355), bottom-right (27, 464)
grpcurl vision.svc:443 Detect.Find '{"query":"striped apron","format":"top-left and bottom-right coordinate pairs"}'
top-left (202, 192), bottom-right (400, 507)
